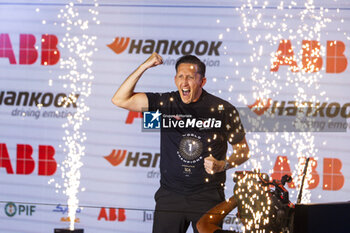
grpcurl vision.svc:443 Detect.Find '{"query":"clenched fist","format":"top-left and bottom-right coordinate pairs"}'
top-left (143, 52), bottom-right (163, 69)
top-left (204, 156), bottom-right (226, 174)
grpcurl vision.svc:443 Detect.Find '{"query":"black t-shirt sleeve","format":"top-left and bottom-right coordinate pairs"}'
top-left (145, 92), bottom-right (162, 112)
top-left (225, 106), bottom-right (245, 145)
top-left (213, 229), bottom-right (237, 233)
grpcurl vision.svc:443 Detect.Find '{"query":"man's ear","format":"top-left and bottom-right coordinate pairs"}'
top-left (201, 77), bottom-right (207, 87)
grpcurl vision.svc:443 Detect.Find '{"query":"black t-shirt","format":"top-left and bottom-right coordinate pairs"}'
top-left (213, 230), bottom-right (236, 233)
top-left (146, 90), bottom-right (245, 194)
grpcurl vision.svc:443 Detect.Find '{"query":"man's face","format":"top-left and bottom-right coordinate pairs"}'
top-left (175, 63), bottom-right (206, 104)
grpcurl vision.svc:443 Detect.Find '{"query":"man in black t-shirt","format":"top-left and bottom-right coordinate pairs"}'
top-left (112, 53), bottom-right (250, 233)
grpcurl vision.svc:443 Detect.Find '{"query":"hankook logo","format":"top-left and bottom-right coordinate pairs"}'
top-left (107, 37), bottom-right (222, 56)
top-left (248, 99), bottom-right (350, 118)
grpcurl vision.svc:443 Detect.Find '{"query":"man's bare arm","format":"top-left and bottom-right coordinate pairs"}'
top-left (111, 52), bottom-right (163, 112)
top-left (196, 195), bottom-right (237, 233)
top-left (225, 137), bottom-right (250, 170)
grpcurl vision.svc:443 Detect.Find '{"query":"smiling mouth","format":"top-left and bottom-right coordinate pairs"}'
top-left (182, 89), bottom-right (190, 97)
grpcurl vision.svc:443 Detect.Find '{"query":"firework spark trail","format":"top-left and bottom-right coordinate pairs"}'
top-left (220, 0), bottom-right (347, 231)
top-left (54, 0), bottom-right (99, 230)
top-left (233, 0), bottom-right (332, 201)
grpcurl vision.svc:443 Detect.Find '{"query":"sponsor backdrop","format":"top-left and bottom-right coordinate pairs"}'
top-left (0, 0), bottom-right (349, 232)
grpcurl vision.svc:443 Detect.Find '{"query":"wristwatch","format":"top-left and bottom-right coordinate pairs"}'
top-left (223, 160), bottom-right (230, 171)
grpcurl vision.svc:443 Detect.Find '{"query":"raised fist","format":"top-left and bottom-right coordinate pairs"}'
top-left (204, 156), bottom-right (226, 174)
top-left (143, 52), bottom-right (163, 69)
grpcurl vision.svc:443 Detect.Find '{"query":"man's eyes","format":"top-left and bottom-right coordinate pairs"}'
top-left (177, 75), bottom-right (194, 79)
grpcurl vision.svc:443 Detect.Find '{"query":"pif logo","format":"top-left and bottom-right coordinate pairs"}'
top-left (0, 33), bottom-right (60, 65)
top-left (4, 202), bottom-right (16, 217)
top-left (4, 202), bottom-right (36, 217)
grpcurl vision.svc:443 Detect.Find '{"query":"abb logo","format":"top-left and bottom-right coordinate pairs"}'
top-left (98, 208), bottom-right (126, 222)
top-left (0, 144), bottom-right (57, 176)
top-left (271, 40), bottom-right (347, 73)
top-left (271, 156), bottom-right (344, 191)
top-left (0, 33), bottom-right (60, 65)
top-left (125, 111), bottom-right (143, 124)
top-left (104, 149), bottom-right (159, 168)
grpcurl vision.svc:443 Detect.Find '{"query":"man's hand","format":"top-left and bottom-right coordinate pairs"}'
top-left (204, 156), bottom-right (225, 174)
top-left (142, 52), bottom-right (163, 69)
top-left (111, 53), bottom-right (164, 112)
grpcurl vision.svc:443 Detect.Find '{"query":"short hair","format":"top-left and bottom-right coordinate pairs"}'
top-left (175, 55), bottom-right (206, 78)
